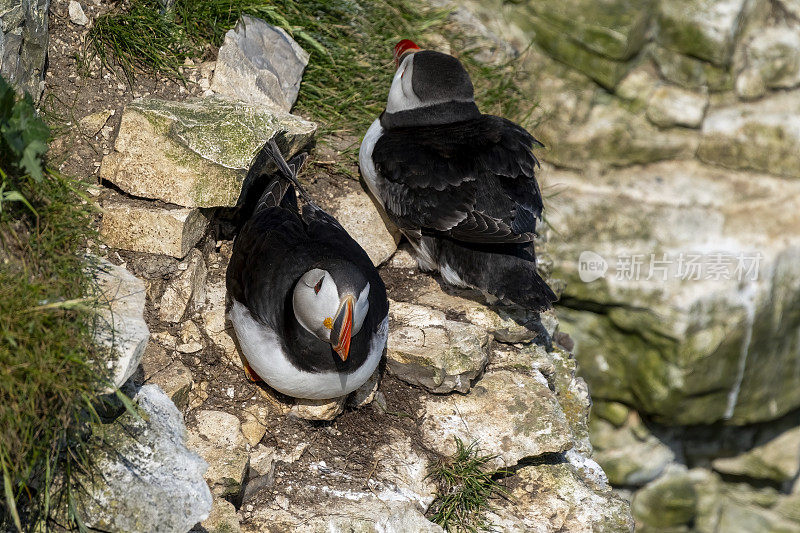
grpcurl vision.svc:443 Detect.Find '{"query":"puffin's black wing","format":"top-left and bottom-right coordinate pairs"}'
top-left (372, 115), bottom-right (544, 244)
top-left (226, 203), bottom-right (310, 326)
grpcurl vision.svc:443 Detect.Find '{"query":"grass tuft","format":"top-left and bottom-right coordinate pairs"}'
top-left (427, 438), bottom-right (509, 532)
top-left (0, 76), bottom-right (101, 531)
top-left (86, 0), bottom-right (536, 142)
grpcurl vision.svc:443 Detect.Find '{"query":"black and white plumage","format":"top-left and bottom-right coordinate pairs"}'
top-left (227, 141), bottom-right (389, 400)
top-left (359, 42), bottom-right (557, 311)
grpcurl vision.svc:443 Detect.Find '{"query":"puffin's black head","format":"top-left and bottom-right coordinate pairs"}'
top-left (384, 40), bottom-right (480, 127)
top-left (292, 259), bottom-right (372, 362)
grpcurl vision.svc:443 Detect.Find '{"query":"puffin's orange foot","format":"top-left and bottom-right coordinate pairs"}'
top-left (243, 362), bottom-right (264, 383)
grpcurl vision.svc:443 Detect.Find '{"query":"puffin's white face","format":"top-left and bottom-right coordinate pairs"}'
top-left (292, 268), bottom-right (371, 360)
top-left (386, 54), bottom-right (423, 114)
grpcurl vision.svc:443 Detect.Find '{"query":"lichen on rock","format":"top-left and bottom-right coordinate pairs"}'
top-left (75, 385), bottom-right (212, 532)
top-left (99, 96), bottom-right (316, 208)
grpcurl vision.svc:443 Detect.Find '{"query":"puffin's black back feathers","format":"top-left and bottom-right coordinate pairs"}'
top-left (372, 114), bottom-right (544, 244)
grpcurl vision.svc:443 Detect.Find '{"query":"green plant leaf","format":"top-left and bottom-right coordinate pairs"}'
top-left (2, 458), bottom-right (22, 532)
top-left (1, 188), bottom-right (37, 216)
top-left (20, 139), bottom-right (48, 182)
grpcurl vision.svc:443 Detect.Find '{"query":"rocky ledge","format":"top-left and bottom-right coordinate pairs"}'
top-left (68, 13), bottom-right (633, 532)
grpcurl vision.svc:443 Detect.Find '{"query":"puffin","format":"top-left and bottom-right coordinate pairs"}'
top-left (226, 140), bottom-right (389, 400)
top-left (359, 40), bottom-right (557, 311)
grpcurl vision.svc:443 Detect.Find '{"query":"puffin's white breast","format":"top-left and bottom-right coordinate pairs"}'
top-left (358, 118), bottom-right (384, 203)
top-left (228, 300), bottom-right (387, 400)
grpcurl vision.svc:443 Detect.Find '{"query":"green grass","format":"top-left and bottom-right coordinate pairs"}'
top-left (0, 76), bottom-right (102, 532)
top-left (427, 438), bottom-right (509, 532)
top-left (86, 0), bottom-right (535, 142)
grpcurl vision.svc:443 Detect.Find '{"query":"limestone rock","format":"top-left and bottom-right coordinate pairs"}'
top-left (546, 103), bottom-right (699, 169)
top-left (290, 396), bottom-right (346, 421)
top-left (420, 370), bottom-right (574, 468)
top-left (100, 194), bottom-right (209, 259)
top-left (546, 160), bottom-right (800, 424)
top-left (488, 342), bottom-right (594, 456)
top-left (699, 92), bottom-right (800, 179)
top-left (775, 488), bottom-right (800, 525)
top-left (650, 45), bottom-right (733, 92)
top-left (616, 64), bottom-right (660, 106)
top-left (140, 343), bottom-right (194, 410)
top-left (187, 410), bottom-right (250, 499)
top-left (372, 430), bottom-right (437, 508)
top-left (488, 461), bottom-right (634, 532)
top-left (656, 0), bottom-right (749, 67)
top-left (409, 275), bottom-right (541, 343)
top-left (211, 15), bottom-right (309, 111)
top-left (99, 96), bottom-right (316, 208)
top-left (736, 67), bottom-right (768, 100)
top-left (590, 416), bottom-right (675, 486)
top-left (387, 300), bottom-right (490, 393)
top-left (523, 18), bottom-right (631, 89)
top-left (92, 258), bottom-right (149, 392)
top-left (159, 249), bottom-right (207, 323)
top-left (328, 188), bottom-right (400, 266)
top-left (242, 433), bottom-right (438, 531)
top-left (151, 363), bottom-right (193, 411)
top-left (779, 0), bottom-right (800, 19)
top-left (736, 26), bottom-right (800, 97)
top-left (501, 0), bottom-right (653, 88)
top-left (68, 1), bottom-right (88, 26)
top-left (646, 85), bottom-right (708, 128)
top-left (244, 501), bottom-right (441, 533)
top-left (549, 347), bottom-right (594, 455)
top-left (248, 444), bottom-right (275, 477)
top-left (632, 467), bottom-right (697, 530)
top-left (0, 0), bottom-right (49, 102)
top-left (202, 497), bottom-right (241, 533)
top-left (79, 109), bottom-right (113, 136)
top-left (688, 468), bottom-right (800, 533)
top-left (240, 403), bottom-right (269, 446)
top-left (203, 280), bottom-right (240, 366)
top-left (177, 321), bottom-right (204, 353)
top-left (140, 342), bottom-right (171, 378)
top-left (592, 401), bottom-right (631, 427)
top-left (715, 501), bottom-right (800, 533)
top-left (76, 385), bottom-right (212, 532)
top-left (712, 425), bottom-right (800, 483)
top-left (378, 507), bottom-right (445, 533)
top-left (519, 0), bottom-right (650, 61)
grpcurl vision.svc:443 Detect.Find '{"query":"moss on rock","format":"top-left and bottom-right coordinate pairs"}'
top-left (100, 96), bottom-right (316, 208)
top-left (650, 46), bottom-right (733, 92)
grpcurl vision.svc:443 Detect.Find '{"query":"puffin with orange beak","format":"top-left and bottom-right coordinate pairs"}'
top-left (359, 40), bottom-right (557, 311)
top-left (227, 140), bottom-right (388, 400)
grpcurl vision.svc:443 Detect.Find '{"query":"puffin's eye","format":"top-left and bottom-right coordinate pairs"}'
top-left (314, 277), bottom-right (323, 294)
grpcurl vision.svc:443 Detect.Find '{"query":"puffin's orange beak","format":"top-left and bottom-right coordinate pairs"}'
top-left (332, 296), bottom-right (354, 361)
top-left (394, 39), bottom-right (420, 68)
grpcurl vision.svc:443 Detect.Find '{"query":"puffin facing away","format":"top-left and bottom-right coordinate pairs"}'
top-left (227, 140), bottom-right (389, 400)
top-left (359, 40), bottom-right (557, 311)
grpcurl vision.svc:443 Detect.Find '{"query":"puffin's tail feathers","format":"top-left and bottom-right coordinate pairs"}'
top-left (435, 237), bottom-right (558, 312)
top-left (254, 140), bottom-right (309, 214)
top-left (254, 176), bottom-right (292, 212)
top-left (264, 139), bottom-right (315, 205)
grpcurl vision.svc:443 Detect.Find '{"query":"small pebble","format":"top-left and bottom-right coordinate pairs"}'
top-left (68, 1), bottom-right (89, 26)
